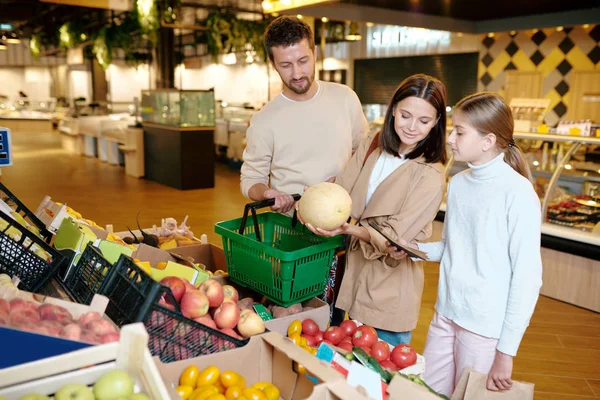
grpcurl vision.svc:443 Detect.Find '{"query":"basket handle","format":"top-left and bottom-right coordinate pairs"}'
top-left (239, 193), bottom-right (301, 242)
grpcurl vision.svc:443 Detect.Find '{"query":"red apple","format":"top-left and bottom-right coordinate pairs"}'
top-left (214, 302), bottom-right (240, 329)
top-left (78, 311), bottom-right (102, 326)
top-left (194, 315), bottom-right (217, 330)
top-left (160, 276), bottom-right (186, 303)
top-left (220, 328), bottom-right (243, 340)
top-left (40, 320), bottom-right (63, 336)
top-left (0, 298), bottom-right (9, 314)
top-left (158, 296), bottom-right (176, 311)
top-left (86, 319), bottom-right (116, 336)
top-left (183, 280), bottom-right (196, 293)
top-left (222, 285), bottom-right (239, 303)
top-left (237, 309), bottom-right (265, 338)
top-left (180, 291), bottom-right (209, 319)
top-left (199, 280), bottom-right (224, 308)
top-left (39, 304), bottom-right (73, 322)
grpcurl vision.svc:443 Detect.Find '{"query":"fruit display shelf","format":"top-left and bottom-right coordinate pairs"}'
top-left (0, 323), bottom-right (172, 399)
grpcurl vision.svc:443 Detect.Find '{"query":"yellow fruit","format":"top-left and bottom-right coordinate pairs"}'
top-left (197, 366), bottom-right (220, 387)
top-left (295, 362), bottom-right (307, 375)
top-left (214, 270), bottom-right (227, 276)
top-left (225, 386), bottom-right (244, 400)
top-left (242, 388), bottom-right (267, 400)
top-left (214, 380), bottom-right (226, 394)
top-left (287, 320), bottom-right (302, 337)
top-left (133, 258), bottom-right (141, 263)
top-left (190, 386), bottom-right (220, 400)
top-left (206, 395), bottom-right (226, 400)
top-left (301, 345), bottom-right (312, 353)
top-left (262, 385), bottom-right (280, 400)
top-left (221, 371), bottom-right (245, 389)
top-left (251, 382), bottom-right (270, 391)
top-left (176, 385), bottom-right (194, 399)
top-left (180, 365), bottom-right (200, 388)
top-left (288, 333), bottom-right (303, 346)
top-left (155, 261), bottom-right (167, 270)
top-left (135, 261), bottom-right (152, 277)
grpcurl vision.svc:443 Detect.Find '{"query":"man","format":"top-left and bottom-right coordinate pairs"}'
top-left (240, 15), bottom-right (368, 212)
top-left (240, 16), bottom-right (369, 325)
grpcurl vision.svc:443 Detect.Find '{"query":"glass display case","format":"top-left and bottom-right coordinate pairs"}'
top-left (443, 132), bottom-right (600, 247)
top-left (141, 89), bottom-right (215, 128)
top-left (0, 98), bottom-right (56, 120)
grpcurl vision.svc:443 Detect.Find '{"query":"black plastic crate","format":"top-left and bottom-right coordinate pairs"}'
top-left (0, 182), bottom-right (52, 244)
top-left (0, 209), bottom-right (65, 292)
top-left (62, 245), bottom-right (114, 305)
top-left (99, 255), bottom-right (248, 362)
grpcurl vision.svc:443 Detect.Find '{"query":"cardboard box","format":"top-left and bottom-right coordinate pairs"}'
top-left (0, 323), bottom-right (171, 399)
top-left (264, 297), bottom-right (331, 334)
top-left (168, 243), bottom-right (228, 273)
top-left (155, 331), bottom-right (365, 400)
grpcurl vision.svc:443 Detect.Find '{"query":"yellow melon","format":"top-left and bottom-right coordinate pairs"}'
top-left (298, 182), bottom-right (352, 231)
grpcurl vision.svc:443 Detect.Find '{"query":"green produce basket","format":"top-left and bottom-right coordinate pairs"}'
top-left (215, 195), bottom-right (343, 307)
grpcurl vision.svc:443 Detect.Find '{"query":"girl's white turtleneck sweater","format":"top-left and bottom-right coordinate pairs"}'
top-left (419, 153), bottom-right (543, 356)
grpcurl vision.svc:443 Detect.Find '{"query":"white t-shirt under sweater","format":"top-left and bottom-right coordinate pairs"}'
top-left (240, 80), bottom-right (369, 199)
top-left (366, 151), bottom-right (408, 205)
top-left (418, 153), bottom-right (542, 356)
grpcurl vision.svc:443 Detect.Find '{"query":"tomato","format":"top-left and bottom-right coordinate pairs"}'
top-left (225, 386), bottom-right (244, 400)
top-left (242, 387), bottom-right (267, 400)
top-left (180, 365), bottom-right (200, 388)
top-left (390, 344), bottom-right (417, 370)
top-left (295, 362), bottom-right (307, 375)
top-left (288, 332), bottom-right (304, 346)
top-left (380, 360), bottom-right (398, 372)
top-left (321, 339), bottom-right (333, 346)
top-left (252, 382), bottom-right (270, 391)
top-left (190, 386), bottom-right (219, 400)
top-left (358, 345), bottom-right (371, 356)
top-left (337, 341), bottom-right (353, 352)
top-left (206, 394), bottom-right (226, 400)
top-left (314, 330), bottom-right (324, 345)
top-left (323, 326), bottom-right (343, 345)
top-left (220, 370), bottom-right (245, 389)
top-left (287, 320), bottom-right (302, 337)
top-left (300, 333), bottom-right (317, 347)
top-left (197, 366), bottom-right (220, 387)
top-left (371, 341), bottom-right (391, 362)
top-left (262, 384), bottom-right (280, 400)
top-left (176, 385), bottom-right (194, 400)
top-left (352, 326), bottom-right (378, 348)
top-left (340, 336), bottom-right (352, 344)
top-left (339, 320), bottom-right (357, 338)
top-left (301, 319), bottom-right (319, 336)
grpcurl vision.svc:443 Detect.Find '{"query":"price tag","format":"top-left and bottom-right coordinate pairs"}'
top-left (253, 304), bottom-right (273, 321)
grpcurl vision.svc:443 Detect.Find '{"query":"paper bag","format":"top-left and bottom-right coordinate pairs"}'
top-left (451, 369), bottom-right (534, 400)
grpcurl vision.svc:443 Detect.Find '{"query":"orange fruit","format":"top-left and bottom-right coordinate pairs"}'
top-left (155, 261), bottom-right (167, 270)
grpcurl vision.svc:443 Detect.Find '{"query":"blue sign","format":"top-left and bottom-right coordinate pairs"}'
top-left (0, 23), bottom-right (13, 31)
top-left (0, 128), bottom-right (12, 167)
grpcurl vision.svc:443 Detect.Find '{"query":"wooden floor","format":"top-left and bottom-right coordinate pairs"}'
top-left (3, 130), bottom-right (600, 399)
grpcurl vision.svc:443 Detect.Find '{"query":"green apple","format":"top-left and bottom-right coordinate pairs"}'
top-left (18, 394), bottom-right (51, 400)
top-left (93, 370), bottom-right (134, 400)
top-left (54, 384), bottom-right (94, 400)
top-left (126, 394), bottom-right (150, 400)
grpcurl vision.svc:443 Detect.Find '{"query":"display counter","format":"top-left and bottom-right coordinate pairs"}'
top-left (436, 131), bottom-right (600, 312)
top-left (141, 89), bottom-right (216, 190)
top-left (0, 98), bottom-right (56, 133)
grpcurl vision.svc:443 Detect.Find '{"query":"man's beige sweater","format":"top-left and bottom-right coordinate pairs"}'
top-left (240, 81), bottom-right (369, 199)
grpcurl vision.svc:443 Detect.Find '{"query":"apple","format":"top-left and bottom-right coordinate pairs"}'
top-left (93, 370), bottom-right (134, 400)
top-left (194, 315), bottom-right (217, 330)
top-left (220, 327), bottom-right (243, 339)
top-left (0, 313), bottom-right (8, 325)
top-left (0, 298), bottom-right (9, 314)
top-left (183, 280), bottom-right (196, 294)
top-left (213, 302), bottom-right (240, 329)
top-left (222, 285), bottom-right (239, 303)
top-left (78, 311), bottom-right (102, 326)
top-left (180, 291), bottom-right (209, 319)
top-left (199, 280), bottom-right (224, 308)
top-left (158, 296), bottom-right (176, 311)
top-left (99, 332), bottom-right (120, 343)
top-left (55, 383), bottom-right (94, 400)
top-left (160, 277), bottom-right (186, 303)
top-left (60, 323), bottom-right (82, 341)
top-left (237, 309), bottom-right (265, 338)
top-left (86, 319), bottom-right (116, 336)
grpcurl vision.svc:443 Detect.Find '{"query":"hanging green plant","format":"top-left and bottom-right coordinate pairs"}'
top-left (58, 21), bottom-right (85, 49)
top-left (205, 13), bottom-right (271, 63)
top-left (30, 35), bottom-right (42, 59)
top-left (125, 51), bottom-right (153, 68)
top-left (136, 0), bottom-right (159, 43)
top-left (93, 29), bottom-right (112, 69)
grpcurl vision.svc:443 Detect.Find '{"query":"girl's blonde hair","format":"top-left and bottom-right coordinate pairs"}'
top-left (455, 92), bottom-right (532, 181)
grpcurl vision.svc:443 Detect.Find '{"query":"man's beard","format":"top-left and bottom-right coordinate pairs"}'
top-left (285, 73), bottom-right (315, 95)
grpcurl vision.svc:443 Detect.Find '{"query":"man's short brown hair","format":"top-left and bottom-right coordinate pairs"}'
top-left (264, 16), bottom-right (315, 62)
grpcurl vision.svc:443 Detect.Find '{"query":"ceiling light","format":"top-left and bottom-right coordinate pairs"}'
top-left (510, 30), bottom-right (516, 35)
top-left (261, 1), bottom-right (272, 10)
top-left (487, 32), bottom-right (495, 38)
top-left (457, 32), bottom-right (463, 37)
top-left (583, 24), bottom-right (590, 29)
top-left (321, 17), bottom-right (329, 22)
top-left (280, 0), bottom-right (291, 5)
top-left (556, 26), bottom-right (564, 32)
top-left (366, 22), bottom-right (374, 27)
top-left (297, 14), bottom-right (303, 19)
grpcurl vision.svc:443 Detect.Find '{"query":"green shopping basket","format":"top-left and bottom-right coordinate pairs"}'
top-left (214, 195), bottom-right (343, 307)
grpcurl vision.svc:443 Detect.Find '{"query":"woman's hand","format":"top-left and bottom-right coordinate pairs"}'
top-left (487, 350), bottom-right (513, 391)
top-left (385, 241), bottom-right (408, 260)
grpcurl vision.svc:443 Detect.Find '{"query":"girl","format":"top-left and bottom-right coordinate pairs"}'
top-left (417, 92), bottom-right (543, 396)
top-left (300, 74), bottom-right (447, 345)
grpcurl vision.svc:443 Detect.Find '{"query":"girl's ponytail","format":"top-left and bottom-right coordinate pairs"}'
top-left (504, 142), bottom-right (533, 181)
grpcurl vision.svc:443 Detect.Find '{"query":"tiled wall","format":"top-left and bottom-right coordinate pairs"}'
top-left (478, 25), bottom-right (600, 126)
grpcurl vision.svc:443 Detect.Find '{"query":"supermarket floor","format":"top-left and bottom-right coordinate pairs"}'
top-left (4, 130), bottom-right (600, 399)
